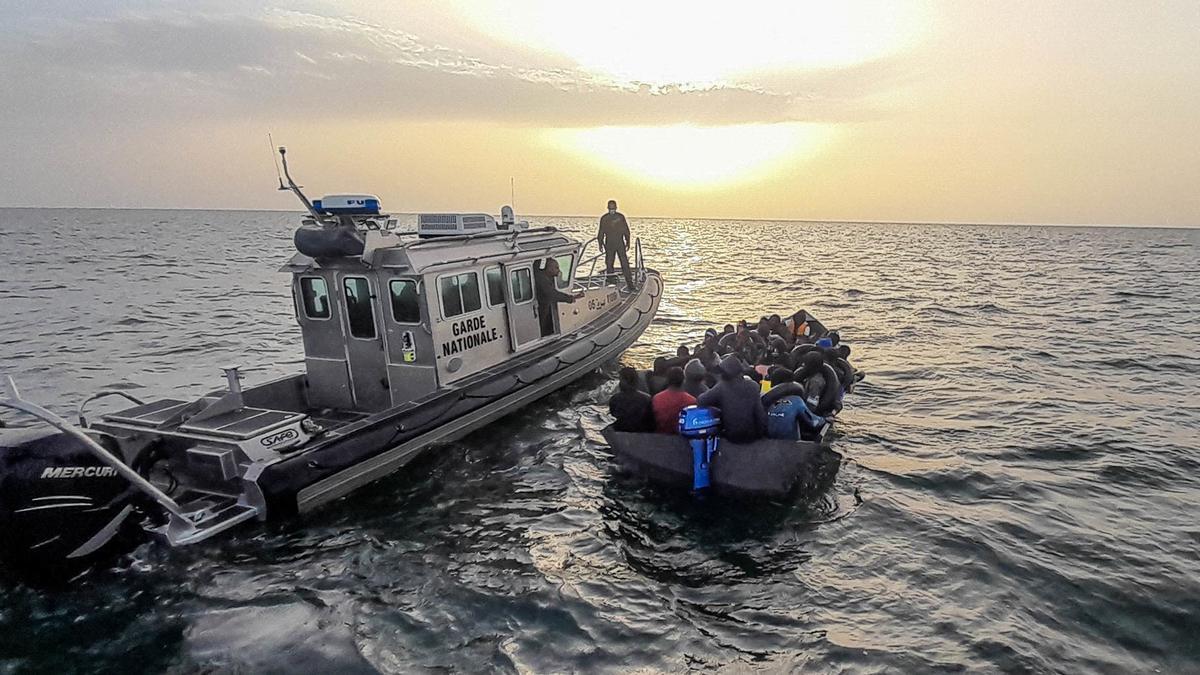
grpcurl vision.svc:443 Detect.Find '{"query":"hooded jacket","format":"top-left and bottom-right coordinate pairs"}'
top-left (683, 358), bottom-right (710, 398)
top-left (696, 356), bottom-right (767, 442)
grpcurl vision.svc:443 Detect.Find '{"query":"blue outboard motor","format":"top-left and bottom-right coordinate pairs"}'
top-left (678, 406), bottom-right (721, 491)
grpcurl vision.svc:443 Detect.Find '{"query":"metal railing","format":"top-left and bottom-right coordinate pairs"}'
top-left (77, 391), bottom-right (145, 427)
top-left (572, 236), bottom-right (647, 291)
top-left (0, 377), bottom-right (196, 529)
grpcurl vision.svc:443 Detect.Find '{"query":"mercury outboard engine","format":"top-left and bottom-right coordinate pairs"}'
top-left (0, 427), bottom-right (143, 572)
top-left (678, 406), bottom-right (721, 491)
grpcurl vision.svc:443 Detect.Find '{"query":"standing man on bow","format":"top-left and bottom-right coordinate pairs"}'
top-left (598, 199), bottom-right (634, 289)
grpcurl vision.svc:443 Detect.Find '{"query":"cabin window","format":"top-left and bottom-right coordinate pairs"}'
top-left (300, 277), bottom-right (330, 319)
top-left (342, 277), bottom-right (376, 339)
top-left (439, 272), bottom-right (482, 318)
top-left (554, 254), bottom-right (575, 290)
top-left (389, 279), bottom-right (420, 323)
top-left (485, 267), bottom-right (505, 307)
top-left (510, 267), bottom-right (534, 304)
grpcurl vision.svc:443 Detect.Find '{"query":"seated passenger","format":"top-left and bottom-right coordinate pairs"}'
top-left (796, 352), bottom-right (842, 417)
top-left (609, 367), bottom-right (654, 432)
top-left (785, 310), bottom-right (810, 342)
top-left (768, 314), bottom-right (790, 341)
top-left (641, 356), bottom-right (670, 396)
top-left (683, 358), bottom-right (710, 398)
top-left (763, 335), bottom-right (790, 365)
top-left (765, 391), bottom-right (825, 440)
top-left (727, 323), bottom-right (765, 363)
top-left (665, 344), bottom-right (691, 369)
top-left (832, 344), bottom-right (857, 394)
top-left (651, 367), bottom-right (697, 433)
top-left (761, 367), bottom-right (806, 408)
top-left (697, 356), bottom-right (767, 443)
top-left (755, 317), bottom-right (773, 343)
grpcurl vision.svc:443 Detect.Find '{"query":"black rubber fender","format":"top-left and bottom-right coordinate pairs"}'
top-left (517, 357), bottom-right (559, 383)
top-left (811, 363), bottom-right (842, 416)
top-left (559, 339), bottom-right (596, 365)
top-left (592, 322), bottom-right (622, 348)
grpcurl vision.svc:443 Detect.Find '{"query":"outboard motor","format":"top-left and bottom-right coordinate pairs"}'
top-left (0, 427), bottom-right (142, 572)
top-left (678, 406), bottom-right (721, 491)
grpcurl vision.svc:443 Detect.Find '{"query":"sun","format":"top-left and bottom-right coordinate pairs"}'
top-left (545, 123), bottom-right (834, 188)
top-left (449, 0), bottom-right (927, 84)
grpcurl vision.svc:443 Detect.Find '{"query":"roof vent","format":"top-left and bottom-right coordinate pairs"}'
top-left (417, 213), bottom-right (498, 238)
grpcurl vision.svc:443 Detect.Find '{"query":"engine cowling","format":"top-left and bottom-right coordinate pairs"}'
top-left (0, 426), bottom-right (143, 572)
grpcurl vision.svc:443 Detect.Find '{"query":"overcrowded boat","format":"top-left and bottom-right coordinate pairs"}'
top-left (602, 312), bottom-right (862, 497)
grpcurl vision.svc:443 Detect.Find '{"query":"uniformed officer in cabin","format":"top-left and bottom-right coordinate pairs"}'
top-left (597, 199), bottom-right (634, 289)
top-left (535, 258), bottom-right (580, 337)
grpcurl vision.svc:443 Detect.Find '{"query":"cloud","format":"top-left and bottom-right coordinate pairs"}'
top-left (0, 6), bottom-right (905, 129)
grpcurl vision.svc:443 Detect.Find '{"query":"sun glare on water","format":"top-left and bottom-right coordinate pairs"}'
top-left (546, 123), bottom-right (833, 188)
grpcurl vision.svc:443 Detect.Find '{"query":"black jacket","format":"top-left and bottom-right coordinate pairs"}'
top-left (609, 387), bottom-right (654, 432)
top-left (535, 269), bottom-right (574, 309)
top-left (697, 376), bottom-right (767, 443)
top-left (597, 211), bottom-right (631, 251)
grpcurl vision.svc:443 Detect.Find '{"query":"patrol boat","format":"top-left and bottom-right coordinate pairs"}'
top-left (0, 148), bottom-right (663, 570)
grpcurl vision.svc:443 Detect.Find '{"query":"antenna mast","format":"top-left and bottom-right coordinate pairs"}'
top-left (510, 177), bottom-right (516, 213)
top-left (267, 133), bottom-right (284, 190)
top-left (276, 145), bottom-right (322, 220)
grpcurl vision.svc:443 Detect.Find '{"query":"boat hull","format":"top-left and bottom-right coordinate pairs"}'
top-left (260, 270), bottom-right (664, 517)
top-left (601, 424), bottom-right (841, 498)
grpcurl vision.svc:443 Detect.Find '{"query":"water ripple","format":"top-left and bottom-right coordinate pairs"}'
top-left (0, 209), bottom-right (1197, 672)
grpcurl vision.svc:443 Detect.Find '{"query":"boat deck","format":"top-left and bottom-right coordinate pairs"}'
top-left (105, 398), bottom-right (365, 440)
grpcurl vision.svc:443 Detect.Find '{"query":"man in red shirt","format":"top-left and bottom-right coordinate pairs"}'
top-left (651, 367), bottom-right (697, 434)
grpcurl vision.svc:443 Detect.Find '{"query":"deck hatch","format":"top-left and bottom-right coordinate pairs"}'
top-left (180, 408), bottom-right (302, 439)
top-left (105, 399), bottom-right (190, 427)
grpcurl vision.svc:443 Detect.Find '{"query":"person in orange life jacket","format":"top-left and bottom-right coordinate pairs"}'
top-left (786, 310), bottom-right (811, 341)
top-left (609, 367), bottom-right (654, 432)
top-left (597, 199), bottom-right (634, 288)
top-left (789, 310), bottom-right (828, 340)
top-left (652, 367), bottom-right (697, 434)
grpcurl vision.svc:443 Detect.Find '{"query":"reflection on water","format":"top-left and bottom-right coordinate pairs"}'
top-left (1, 209), bottom-right (1198, 672)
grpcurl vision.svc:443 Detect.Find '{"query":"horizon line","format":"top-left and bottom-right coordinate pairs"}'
top-left (0, 205), bottom-right (1196, 231)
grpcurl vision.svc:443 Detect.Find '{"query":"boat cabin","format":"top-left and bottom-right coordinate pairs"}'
top-left (282, 219), bottom-right (623, 413)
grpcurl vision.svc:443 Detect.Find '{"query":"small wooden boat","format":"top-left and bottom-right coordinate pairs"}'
top-left (601, 424), bottom-right (841, 498)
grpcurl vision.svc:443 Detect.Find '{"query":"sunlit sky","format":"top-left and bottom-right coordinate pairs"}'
top-left (1, 1), bottom-right (1198, 225)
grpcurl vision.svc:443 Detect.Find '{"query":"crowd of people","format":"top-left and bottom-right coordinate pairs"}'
top-left (608, 310), bottom-right (861, 443)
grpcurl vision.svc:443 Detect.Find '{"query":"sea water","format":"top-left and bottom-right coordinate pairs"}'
top-left (0, 209), bottom-right (1197, 672)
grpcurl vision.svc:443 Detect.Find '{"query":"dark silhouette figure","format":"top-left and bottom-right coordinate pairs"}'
top-left (598, 199), bottom-right (634, 288)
